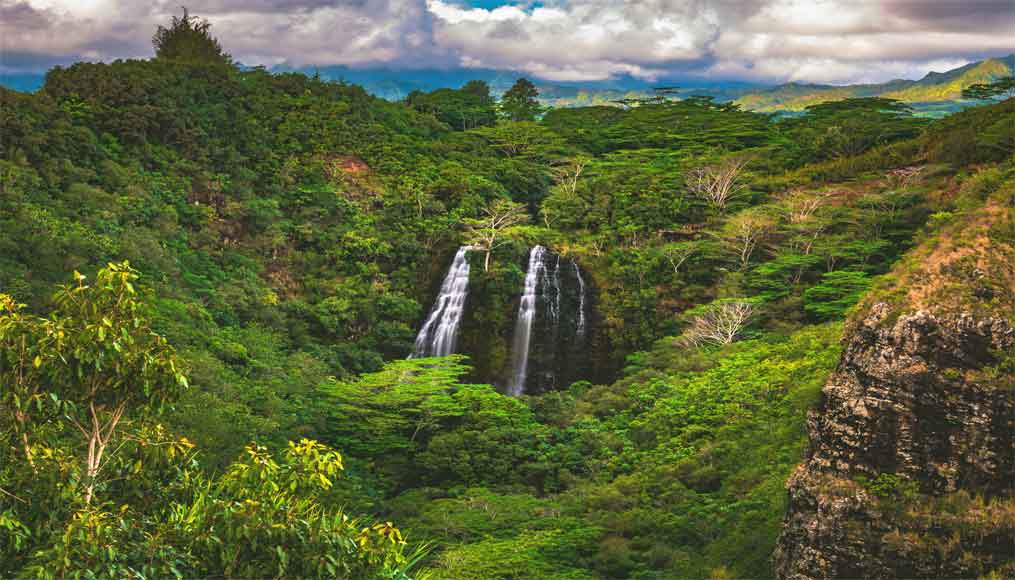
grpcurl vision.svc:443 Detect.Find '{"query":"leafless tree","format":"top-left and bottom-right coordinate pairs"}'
top-left (464, 199), bottom-right (529, 271)
top-left (781, 189), bottom-right (826, 224)
top-left (552, 156), bottom-right (589, 197)
top-left (681, 301), bottom-right (755, 347)
top-left (721, 210), bottom-right (775, 269)
top-left (544, 156), bottom-right (590, 227)
top-left (663, 242), bottom-right (698, 274)
top-left (886, 166), bottom-right (924, 189)
top-left (687, 156), bottom-right (751, 210)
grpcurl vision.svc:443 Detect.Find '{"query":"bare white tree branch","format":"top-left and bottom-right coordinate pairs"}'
top-left (687, 156), bottom-right (751, 211)
top-left (681, 301), bottom-right (755, 347)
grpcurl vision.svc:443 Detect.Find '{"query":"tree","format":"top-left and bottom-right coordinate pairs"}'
top-left (152, 7), bottom-right (232, 66)
top-left (961, 76), bottom-right (1015, 101)
top-left (321, 356), bottom-right (472, 459)
top-left (1, 266), bottom-right (428, 578)
top-left (470, 121), bottom-right (567, 159)
top-left (500, 78), bottom-right (542, 121)
top-left (803, 270), bottom-right (873, 320)
top-left (687, 156), bottom-right (751, 211)
top-left (185, 439), bottom-right (424, 578)
top-left (780, 189), bottom-right (826, 224)
top-left (0, 262), bottom-right (187, 505)
top-left (662, 241), bottom-right (700, 274)
top-left (542, 156), bottom-right (591, 227)
top-left (721, 209), bottom-right (776, 269)
top-left (789, 98), bottom-right (923, 161)
top-left (680, 300), bottom-right (756, 347)
top-left (464, 199), bottom-right (530, 271)
top-left (462, 79), bottom-right (493, 98)
top-left (551, 156), bottom-right (590, 197)
top-left (885, 166), bottom-right (924, 189)
top-left (406, 83), bottom-right (497, 130)
top-left (979, 115), bottom-right (1015, 157)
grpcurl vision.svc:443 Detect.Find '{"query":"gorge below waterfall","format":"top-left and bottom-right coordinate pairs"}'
top-left (413, 244), bottom-right (603, 395)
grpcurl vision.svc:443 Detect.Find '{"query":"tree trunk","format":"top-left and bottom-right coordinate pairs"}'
top-left (83, 401), bottom-right (125, 505)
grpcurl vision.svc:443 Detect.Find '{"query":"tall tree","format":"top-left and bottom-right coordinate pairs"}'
top-left (500, 78), bottom-right (542, 121)
top-left (152, 7), bottom-right (232, 66)
top-left (462, 79), bottom-right (493, 99)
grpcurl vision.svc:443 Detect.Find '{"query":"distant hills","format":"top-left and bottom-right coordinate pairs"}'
top-left (3, 54), bottom-right (1012, 116)
top-left (733, 55), bottom-right (1015, 115)
top-left (277, 64), bottom-right (756, 106)
top-left (290, 56), bottom-right (1015, 115)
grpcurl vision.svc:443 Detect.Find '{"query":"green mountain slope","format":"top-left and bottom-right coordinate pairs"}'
top-left (736, 55), bottom-right (1015, 112)
top-left (882, 57), bottom-right (1014, 101)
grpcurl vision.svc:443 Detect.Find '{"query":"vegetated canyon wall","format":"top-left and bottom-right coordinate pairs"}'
top-left (775, 190), bottom-right (1015, 578)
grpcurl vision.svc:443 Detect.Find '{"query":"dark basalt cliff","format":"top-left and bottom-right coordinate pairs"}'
top-left (775, 198), bottom-right (1015, 579)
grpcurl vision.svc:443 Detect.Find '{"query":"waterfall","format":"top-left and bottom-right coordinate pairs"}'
top-left (574, 260), bottom-right (587, 337)
top-left (507, 245), bottom-right (547, 396)
top-left (538, 254), bottom-right (561, 328)
top-left (552, 255), bottom-right (562, 327)
top-left (411, 246), bottom-right (472, 358)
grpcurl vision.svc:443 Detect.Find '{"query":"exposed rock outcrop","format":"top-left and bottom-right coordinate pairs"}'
top-left (775, 197), bottom-right (1015, 579)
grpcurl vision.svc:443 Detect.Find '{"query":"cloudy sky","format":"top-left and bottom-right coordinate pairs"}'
top-left (2, 0), bottom-right (1014, 85)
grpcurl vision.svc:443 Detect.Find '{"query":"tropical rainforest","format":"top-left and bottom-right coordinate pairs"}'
top-left (2, 11), bottom-right (1014, 579)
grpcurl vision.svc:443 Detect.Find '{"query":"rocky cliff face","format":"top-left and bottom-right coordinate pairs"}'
top-left (775, 197), bottom-right (1015, 579)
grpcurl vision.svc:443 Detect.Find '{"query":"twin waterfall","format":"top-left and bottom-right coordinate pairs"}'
top-left (506, 246), bottom-right (548, 396)
top-left (412, 244), bottom-right (591, 395)
top-left (411, 246), bottom-right (472, 358)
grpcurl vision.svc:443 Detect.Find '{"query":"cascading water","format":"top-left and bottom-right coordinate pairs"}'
top-left (552, 255), bottom-right (562, 326)
top-left (507, 245), bottom-right (547, 396)
top-left (411, 246), bottom-right (472, 358)
top-left (574, 261), bottom-right (587, 337)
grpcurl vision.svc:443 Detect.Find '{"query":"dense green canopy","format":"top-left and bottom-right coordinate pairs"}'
top-left (3, 13), bottom-right (1015, 577)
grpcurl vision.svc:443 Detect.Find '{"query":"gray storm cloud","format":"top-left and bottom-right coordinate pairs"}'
top-left (1, 0), bottom-right (1013, 84)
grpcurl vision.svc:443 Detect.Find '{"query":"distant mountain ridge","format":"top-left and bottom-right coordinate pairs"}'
top-left (734, 55), bottom-right (1015, 113)
top-left (3, 54), bottom-right (1012, 114)
top-left (278, 64), bottom-right (758, 106)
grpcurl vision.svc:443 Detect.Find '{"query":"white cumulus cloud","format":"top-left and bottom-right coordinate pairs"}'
top-left (2, 0), bottom-right (1013, 84)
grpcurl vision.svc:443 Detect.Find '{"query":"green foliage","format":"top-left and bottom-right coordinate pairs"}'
top-left (322, 356), bottom-right (473, 459)
top-left (381, 325), bottom-right (843, 579)
top-left (543, 97), bottom-right (773, 156)
top-left (321, 356), bottom-right (549, 490)
top-left (0, 267), bottom-right (426, 578)
top-left (923, 98), bottom-right (1015, 164)
top-left (803, 270), bottom-right (873, 320)
top-left (3, 20), bottom-right (1012, 579)
top-left (408, 83), bottom-right (497, 130)
top-left (153, 8), bottom-right (232, 66)
top-left (1, 263), bottom-right (187, 507)
top-left (500, 78), bottom-right (542, 122)
top-left (961, 75), bottom-right (1015, 100)
top-left (779, 98), bottom-right (926, 163)
top-left (856, 473), bottom-right (920, 502)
